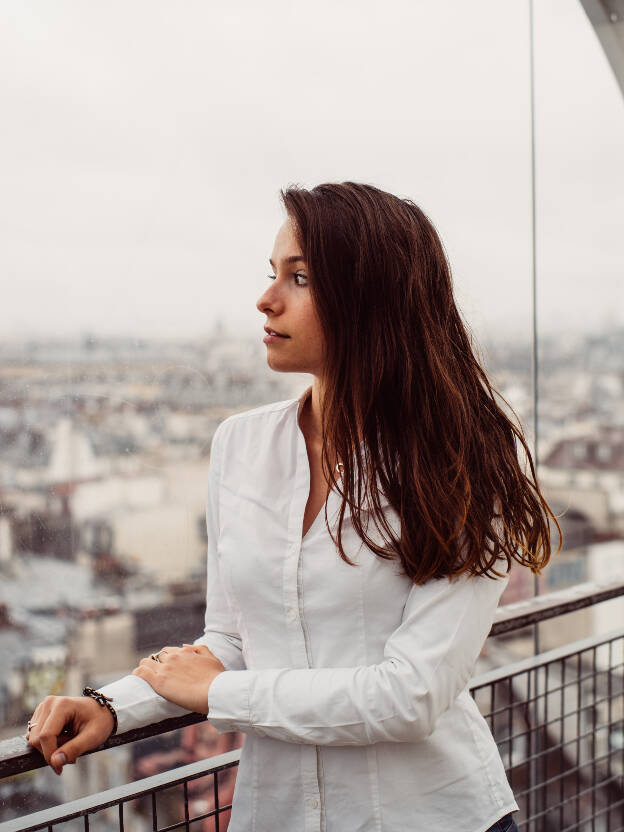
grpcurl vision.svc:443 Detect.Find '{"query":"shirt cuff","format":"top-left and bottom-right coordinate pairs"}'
top-left (207, 670), bottom-right (252, 734)
top-left (97, 674), bottom-right (191, 735)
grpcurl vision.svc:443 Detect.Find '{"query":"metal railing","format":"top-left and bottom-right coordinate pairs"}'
top-left (0, 578), bottom-right (623, 832)
top-left (472, 628), bottom-right (624, 831)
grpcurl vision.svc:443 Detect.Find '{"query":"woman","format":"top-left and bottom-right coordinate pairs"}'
top-left (27, 182), bottom-right (561, 831)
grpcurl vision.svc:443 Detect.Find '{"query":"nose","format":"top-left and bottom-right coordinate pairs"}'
top-left (256, 280), bottom-right (285, 317)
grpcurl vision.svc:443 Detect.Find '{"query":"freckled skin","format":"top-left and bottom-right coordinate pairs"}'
top-left (256, 218), bottom-right (326, 379)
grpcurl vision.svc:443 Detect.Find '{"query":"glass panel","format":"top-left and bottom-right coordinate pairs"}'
top-left (533, 0), bottom-right (624, 653)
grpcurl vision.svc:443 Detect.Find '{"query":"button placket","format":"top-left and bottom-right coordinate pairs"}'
top-left (282, 417), bottom-right (311, 662)
top-left (281, 395), bottom-right (323, 831)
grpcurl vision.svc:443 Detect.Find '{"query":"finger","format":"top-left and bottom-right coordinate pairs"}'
top-left (25, 707), bottom-right (40, 740)
top-left (182, 643), bottom-right (204, 653)
top-left (157, 645), bottom-right (183, 661)
top-left (139, 657), bottom-right (162, 670)
top-left (149, 645), bottom-right (181, 657)
top-left (27, 704), bottom-right (42, 728)
top-left (132, 663), bottom-right (161, 694)
top-left (133, 663), bottom-right (157, 683)
top-left (51, 723), bottom-right (105, 769)
top-left (38, 706), bottom-right (73, 772)
top-left (139, 647), bottom-right (177, 664)
top-left (27, 701), bottom-right (52, 749)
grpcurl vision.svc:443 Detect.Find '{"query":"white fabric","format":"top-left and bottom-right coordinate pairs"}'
top-left (99, 387), bottom-right (519, 832)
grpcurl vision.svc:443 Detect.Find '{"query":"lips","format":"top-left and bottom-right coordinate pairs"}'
top-left (264, 326), bottom-right (290, 338)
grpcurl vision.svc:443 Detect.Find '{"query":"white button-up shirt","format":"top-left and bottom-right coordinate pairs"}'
top-left (99, 388), bottom-right (519, 832)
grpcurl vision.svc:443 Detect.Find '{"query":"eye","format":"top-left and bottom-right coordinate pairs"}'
top-left (266, 272), bottom-right (308, 286)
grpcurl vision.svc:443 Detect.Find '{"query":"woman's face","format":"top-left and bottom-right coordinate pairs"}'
top-left (256, 218), bottom-right (325, 376)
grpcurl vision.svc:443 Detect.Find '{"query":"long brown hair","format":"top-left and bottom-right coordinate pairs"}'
top-left (281, 181), bottom-right (562, 584)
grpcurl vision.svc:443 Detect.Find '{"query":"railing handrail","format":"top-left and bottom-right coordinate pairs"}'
top-left (490, 576), bottom-right (624, 635)
top-left (472, 623), bottom-right (624, 689)
top-left (1, 577), bottom-right (622, 781)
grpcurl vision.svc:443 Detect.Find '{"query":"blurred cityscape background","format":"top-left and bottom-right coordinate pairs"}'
top-left (1, 0), bottom-right (623, 827)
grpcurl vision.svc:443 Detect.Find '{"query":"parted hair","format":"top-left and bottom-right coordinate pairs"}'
top-left (280, 181), bottom-right (562, 584)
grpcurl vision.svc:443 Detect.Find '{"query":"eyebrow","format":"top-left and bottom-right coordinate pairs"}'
top-left (269, 255), bottom-right (306, 268)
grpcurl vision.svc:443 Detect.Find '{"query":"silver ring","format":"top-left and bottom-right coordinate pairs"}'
top-left (150, 649), bottom-right (169, 662)
top-left (27, 721), bottom-right (38, 729)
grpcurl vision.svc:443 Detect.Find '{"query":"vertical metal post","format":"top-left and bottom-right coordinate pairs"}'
top-left (214, 771), bottom-right (221, 831)
top-left (591, 647), bottom-right (597, 827)
top-left (560, 658), bottom-right (566, 827)
top-left (183, 781), bottom-right (191, 831)
top-left (527, 10), bottom-right (541, 824)
top-left (528, 0), bottom-right (540, 661)
top-left (607, 640), bottom-right (613, 832)
top-left (576, 652), bottom-right (582, 827)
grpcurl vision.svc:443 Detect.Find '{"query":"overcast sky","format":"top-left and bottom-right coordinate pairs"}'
top-left (1, 0), bottom-right (623, 346)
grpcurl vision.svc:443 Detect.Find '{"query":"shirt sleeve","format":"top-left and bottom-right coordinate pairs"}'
top-left (206, 565), bottom-right (509, 745)
top-left (97, 421), bottom-right (245, 735)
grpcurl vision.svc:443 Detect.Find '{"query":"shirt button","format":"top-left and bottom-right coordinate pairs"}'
top-left (287, 608), bottom-right (297, 621)
top-left (306, 798), bottom-right (319, 809)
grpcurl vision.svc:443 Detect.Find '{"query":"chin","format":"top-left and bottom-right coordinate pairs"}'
top-left (266, 354), bottom-right (303, 374)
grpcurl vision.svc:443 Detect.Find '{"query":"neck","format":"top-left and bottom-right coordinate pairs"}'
top-left (306, 377), bottom-right (325, 439)
top-left (300, 376), bottom-right (364, 445)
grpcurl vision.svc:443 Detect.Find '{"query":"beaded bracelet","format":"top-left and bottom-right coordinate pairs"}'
top-left (83, 686), bottom-right (118, 736)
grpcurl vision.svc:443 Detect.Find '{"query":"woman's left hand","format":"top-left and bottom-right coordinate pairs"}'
top-left (131, 644), bottom-right (226, 714)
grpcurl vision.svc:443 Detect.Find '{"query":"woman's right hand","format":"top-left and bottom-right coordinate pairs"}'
top-left (26, 695), bottom-right (115, 775)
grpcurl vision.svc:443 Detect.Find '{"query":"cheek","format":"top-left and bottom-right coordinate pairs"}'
top-left (303, 302), bottom-right (325, 348)
top-left (299, 322), bottom-right (325, 359)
